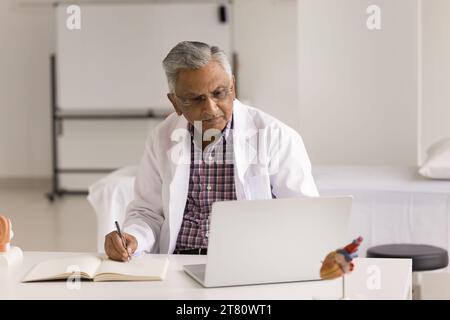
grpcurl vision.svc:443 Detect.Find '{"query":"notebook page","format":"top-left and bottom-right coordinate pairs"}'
top-left (22, 255), bottom-right (102, 282)
top-left (94, 255), bottom-right (169, 280)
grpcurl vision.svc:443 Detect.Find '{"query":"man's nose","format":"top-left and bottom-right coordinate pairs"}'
top-left (202, 96), bottom-right (219, 114)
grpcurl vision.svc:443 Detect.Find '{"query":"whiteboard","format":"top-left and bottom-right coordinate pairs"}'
top-left (56, 3), bottom-right (232, 111)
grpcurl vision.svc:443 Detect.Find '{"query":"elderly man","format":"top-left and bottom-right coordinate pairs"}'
top-left (105, 41), bottom-right (318, 261)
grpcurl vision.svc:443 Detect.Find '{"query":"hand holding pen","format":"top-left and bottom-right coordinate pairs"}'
top-left (104, 221), bottom-right (138, 262)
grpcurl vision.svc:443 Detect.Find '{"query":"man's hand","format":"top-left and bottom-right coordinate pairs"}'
top-left (104, 231), bottom-right (138, 262)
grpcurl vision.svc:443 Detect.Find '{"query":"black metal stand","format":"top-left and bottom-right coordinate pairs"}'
top-left (46, 54), bottom-right (168, 201)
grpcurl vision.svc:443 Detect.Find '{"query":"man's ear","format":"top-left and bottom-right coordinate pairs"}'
top-left (167, 93), bottom-right (182, 116)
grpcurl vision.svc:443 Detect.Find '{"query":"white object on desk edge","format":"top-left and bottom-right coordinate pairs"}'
top-left (0, 246), bottom-right (23, 267)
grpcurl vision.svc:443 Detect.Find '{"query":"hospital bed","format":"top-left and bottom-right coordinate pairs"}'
top-left (88, 165), bottom-right (450, 255)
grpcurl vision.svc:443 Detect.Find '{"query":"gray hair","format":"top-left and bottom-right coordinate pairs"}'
top-left (162, 41), bottom-right (232, 93)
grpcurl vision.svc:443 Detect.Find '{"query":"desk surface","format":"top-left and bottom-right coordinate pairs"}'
top-left (0, 252), bottom-right (343, 300)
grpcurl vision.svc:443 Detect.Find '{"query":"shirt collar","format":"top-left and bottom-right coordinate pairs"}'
top-left (188, 113), bottom-right (234, 141)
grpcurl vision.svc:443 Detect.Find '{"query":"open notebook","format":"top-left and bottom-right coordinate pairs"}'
top-left (22, 254), bottom-right (169, 282)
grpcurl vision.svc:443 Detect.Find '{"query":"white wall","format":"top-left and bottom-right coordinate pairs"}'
top-left (0, 0), bottom-right (299, 180)
top-left (2, 0), bottom-right (448, 179)
top-left (233, 0), bottom-right (300, 131)
top-left (297, 0), bottom-right (419, 166)
top-left (422, 0), bottom-right (450, 163)
top-left (56, 2), bottom-right (232, 111)
top-left (0, 0), bottom-right (54, 178)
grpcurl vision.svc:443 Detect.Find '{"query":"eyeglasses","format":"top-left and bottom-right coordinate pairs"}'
top-left (175, 87), bottom-right (233, 108)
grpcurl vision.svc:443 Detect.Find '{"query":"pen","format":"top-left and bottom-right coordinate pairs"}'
top-left (115, 221), bottom-right (131, 261)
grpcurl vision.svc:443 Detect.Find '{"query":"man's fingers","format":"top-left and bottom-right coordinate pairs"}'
top-left (123, 233), bottom-right (138, 253)
top-left (106, 235), bottom-right (126, 261)
top-left (105, 236), bottom-right (121, 261)
top-left (106, 233), bottom-right (128, 261)
top-left (111, 233), bottom-right (130, 260)
top-left (104, 231), bottom-right (138, 261)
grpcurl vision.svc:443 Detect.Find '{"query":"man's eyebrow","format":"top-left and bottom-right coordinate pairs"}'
top-left (181, 85), bottom-right (228, 97)
top-left (213, 85), bottom-right (227, 91)
top-left (183, 92), bottom-right (201, 97)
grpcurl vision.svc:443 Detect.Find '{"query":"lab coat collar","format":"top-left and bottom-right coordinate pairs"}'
top-left (166, 99), bottom-right (256, 197)
top-left (167, 99), bottom-right (255, 180)
top-left (232, 99), bottom-right (258, 182)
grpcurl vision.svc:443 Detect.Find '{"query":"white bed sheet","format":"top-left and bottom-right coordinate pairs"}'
top-left (87, 166), bottom-right (136, 252)
top-left (314, 166), bottom-right (450, 256)
top-left (314, 165), bottom-right (450, 193)
top-left (87, 165), bottom-right (450, 255)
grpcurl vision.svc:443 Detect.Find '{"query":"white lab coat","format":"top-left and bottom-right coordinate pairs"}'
top-left (123, 99), bottom-right (319, 254)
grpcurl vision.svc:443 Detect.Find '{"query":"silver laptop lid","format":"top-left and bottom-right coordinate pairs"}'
top-left (204, 196), bottom-right (352, 287)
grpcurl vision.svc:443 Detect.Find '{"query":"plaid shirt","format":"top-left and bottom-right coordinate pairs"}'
top-left (175, 117), bottom-right (236, 250)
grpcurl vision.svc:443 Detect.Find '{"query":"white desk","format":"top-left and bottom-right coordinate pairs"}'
top-left (0, 252), bottom-right (343, 300)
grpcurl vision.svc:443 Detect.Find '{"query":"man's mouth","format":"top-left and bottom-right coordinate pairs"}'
top-left (203, 116), bottom-right (222, 123)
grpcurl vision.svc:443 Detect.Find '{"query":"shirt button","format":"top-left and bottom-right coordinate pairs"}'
top-left (207, 185), bottom-right (211, 191)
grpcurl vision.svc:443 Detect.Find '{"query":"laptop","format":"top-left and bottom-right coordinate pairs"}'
top-left (183, 196), bottom-right (352, 287)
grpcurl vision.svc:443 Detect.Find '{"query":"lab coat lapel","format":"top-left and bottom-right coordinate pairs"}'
top-left (165, 99), bottom-right (258, 252)
top-left (166, 115), bottom-right (191, 253)
top-left (232, 99), bottom-right (258, 200)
